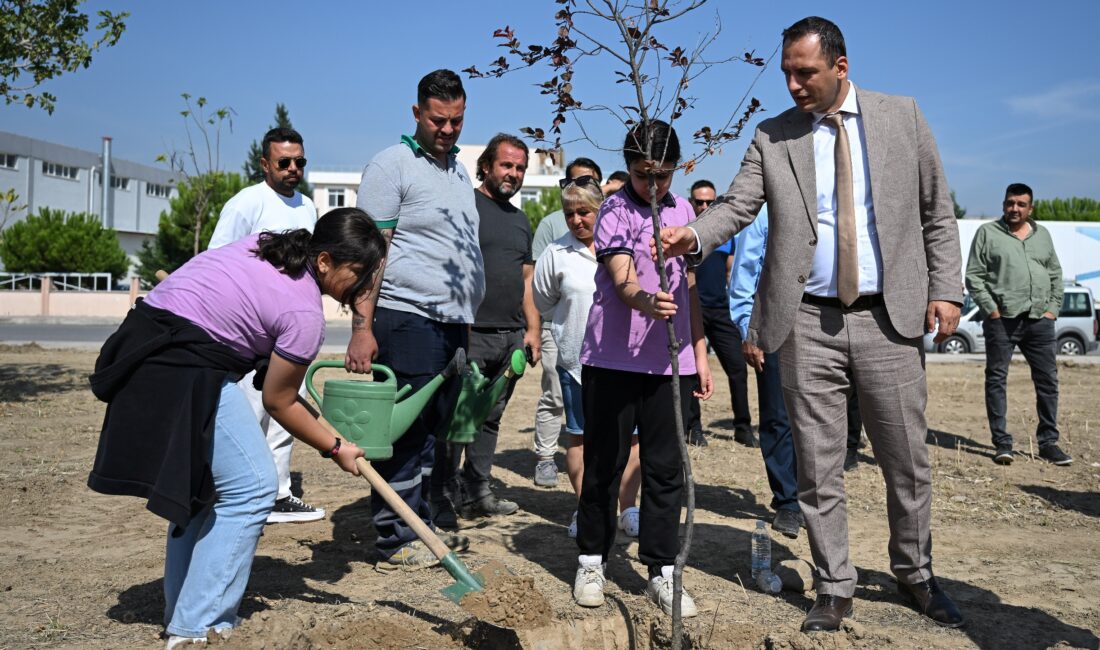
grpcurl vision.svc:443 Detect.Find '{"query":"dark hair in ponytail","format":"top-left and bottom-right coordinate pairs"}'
top-left (253, 207), bottom-right (387, 312)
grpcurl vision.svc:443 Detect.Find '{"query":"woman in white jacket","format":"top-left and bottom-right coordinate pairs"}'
top-left (533, 177), bottom-right (641, 538)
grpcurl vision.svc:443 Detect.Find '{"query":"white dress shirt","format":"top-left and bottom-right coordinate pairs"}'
top-left (806, 82), bottom-right (883, 297)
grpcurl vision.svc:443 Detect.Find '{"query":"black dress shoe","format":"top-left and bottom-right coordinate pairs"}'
top-left (734, 428), bottom-right (760, 448)
top-left (897, 577), bottom-right (965, 628)
top-left (772, 509), bottom-right (804, 539)
top-left (801, 594), bottom-right (853, 632)
top-left (843, 447), bottom-right (859, 472)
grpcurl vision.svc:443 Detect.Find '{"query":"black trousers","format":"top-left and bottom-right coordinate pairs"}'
top-left (982, 316), bottom-right (1060, 448)
top-left (577, 365), bottom-right (694, 569)
top-left (689, 307), bottom-right (752, 433)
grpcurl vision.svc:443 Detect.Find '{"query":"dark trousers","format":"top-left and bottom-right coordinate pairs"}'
top-left (847, 390), bottom-right (863, 450)
top-left (982, 316), bottom-right (1060, 448)
top-left (370, 307), bottom-right (466, 558)
top-left (689, 307), bottom-right (752, 433)
top-left (757, 352), bottom-right (799, 512)
top-left (435, 327), bottom-right (523, 504)
top-left (578, 365), bottom-right (694, 569)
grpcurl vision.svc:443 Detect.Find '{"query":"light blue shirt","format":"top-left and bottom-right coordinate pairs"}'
top-left (729, 206), bottom-right (768, 340)
top-left (807, 82), bottom-right (883, 297)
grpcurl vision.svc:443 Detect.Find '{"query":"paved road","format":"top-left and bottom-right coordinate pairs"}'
top-left (0, 321), bottom-right (353, 353)
top-left (2, 321), bottom-right (1098, 363)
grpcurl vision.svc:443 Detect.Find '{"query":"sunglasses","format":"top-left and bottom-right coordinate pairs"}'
top-left (275, 157), bottom-right (308, 170)
top-left (691, 198), bottom-right (713, 207)
top-left (559, 175), bottom-right (597, 190)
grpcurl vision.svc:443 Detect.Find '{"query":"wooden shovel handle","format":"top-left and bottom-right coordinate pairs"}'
top-left (300, 396), bottom-right (450, 560)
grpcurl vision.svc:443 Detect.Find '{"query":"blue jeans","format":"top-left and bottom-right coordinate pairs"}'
top-left (557, 367), bottom-right (584, 435)
top-left (757, 352), bottom-right (799, 512)
top-left (163, 380), bottom-right (278, 637)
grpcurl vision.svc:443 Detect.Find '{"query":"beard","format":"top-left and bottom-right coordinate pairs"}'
top-left (487, 178), bottom-right (519, 202)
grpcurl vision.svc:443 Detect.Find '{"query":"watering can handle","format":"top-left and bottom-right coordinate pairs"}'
top-left (304, 360), bottom-right (397, 405)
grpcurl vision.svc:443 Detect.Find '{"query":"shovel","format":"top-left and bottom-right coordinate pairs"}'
top-left (295, 392), bottom-right (488, 603)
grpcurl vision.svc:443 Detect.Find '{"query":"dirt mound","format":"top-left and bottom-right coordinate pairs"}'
top-left (459, 563), bottom-right (553, 630)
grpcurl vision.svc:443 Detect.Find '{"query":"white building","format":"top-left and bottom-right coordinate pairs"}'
top-left (308, 144), bottom-right (564, 217)
top-left (0, 130), bottom-right (180, 267)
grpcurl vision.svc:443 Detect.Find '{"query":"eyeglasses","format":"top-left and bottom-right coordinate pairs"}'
top-left (275, 157), bottom-right (308, 170)
top-left (691, 198), bottom-right (713, 207)
top-left (559, 175), bottom-right (597, 190)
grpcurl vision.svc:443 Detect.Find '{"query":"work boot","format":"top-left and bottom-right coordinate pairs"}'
top-left (460, 493), bottom-right (519, 519)
top-left (430, 499), bottom-right (459, 530)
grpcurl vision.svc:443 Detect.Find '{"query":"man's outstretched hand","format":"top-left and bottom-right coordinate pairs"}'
top-left (649, 226), bottom-right (698, 261)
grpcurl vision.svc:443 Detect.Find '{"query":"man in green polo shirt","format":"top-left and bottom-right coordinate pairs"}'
top-left (965, 182), bottom-right (1071, 467)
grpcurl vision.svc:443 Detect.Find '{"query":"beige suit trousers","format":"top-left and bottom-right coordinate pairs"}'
top-left (779, 300), bottom-right (934, 597)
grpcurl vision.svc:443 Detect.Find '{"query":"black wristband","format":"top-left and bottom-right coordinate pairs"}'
top-left (320, 437), bottom-right (342, 459)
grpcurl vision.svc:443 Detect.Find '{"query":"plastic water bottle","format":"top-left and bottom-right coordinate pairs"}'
top-left (751, 519), bottom-right (782, 593)
top-left (751, 520), bottom-right (771, 578)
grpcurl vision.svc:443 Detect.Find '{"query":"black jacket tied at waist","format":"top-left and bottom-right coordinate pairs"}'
top-left (88, 299), bottom-right (254, 532)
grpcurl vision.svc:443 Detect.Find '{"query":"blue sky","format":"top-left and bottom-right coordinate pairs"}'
top-left (3, 0), bottom-right (1098, 217)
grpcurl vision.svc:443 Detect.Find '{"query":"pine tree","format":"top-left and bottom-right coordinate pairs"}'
top-left (243, 103), bottom-right (312, 198)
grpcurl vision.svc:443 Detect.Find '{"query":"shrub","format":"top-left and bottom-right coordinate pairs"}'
top-left (0, 207), bottom-right (130, 278)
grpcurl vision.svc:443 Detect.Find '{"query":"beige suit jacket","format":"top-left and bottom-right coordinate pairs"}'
top-left (691, 87), bottom-right (962, 352)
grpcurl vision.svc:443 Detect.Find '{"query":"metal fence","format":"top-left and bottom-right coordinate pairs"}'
top-left (0, 272), bottom-right (115, 291)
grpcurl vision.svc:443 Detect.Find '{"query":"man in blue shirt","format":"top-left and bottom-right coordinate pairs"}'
top-left (729, 207), bottom-right (803, 537)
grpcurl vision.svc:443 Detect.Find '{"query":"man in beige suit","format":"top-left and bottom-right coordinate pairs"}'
top-left (660, 17), bottom-right (964, 631)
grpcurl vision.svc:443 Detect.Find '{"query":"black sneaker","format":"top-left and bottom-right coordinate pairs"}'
top-left (1039, 444), bottom-right (1073, 466)
top-left (442, 533), bottom-right (470, 552)
top-left (844, 447), bottom-right (859, 472)
top-left (772, 509), bottom-right (804, 539)
top-left (688, 427), bottom-right (709, 447)
top-left (992, 446), bottom-right (1014, 465)
top-left (460, 493), bottom-right (519, 519)
top-left (734, 428), bottom-right (760, 448)
top-left (267, 496), bottom-right (325, 524)
top-left (431, 499), bottom-right (459, 530)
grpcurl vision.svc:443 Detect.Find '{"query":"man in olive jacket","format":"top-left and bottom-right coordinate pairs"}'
top-left (965, 182), bottom-right (1070, 467)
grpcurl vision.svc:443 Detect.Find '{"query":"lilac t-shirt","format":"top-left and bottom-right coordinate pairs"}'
top-left (145, 234), bottom-right (325, 364)
top-left (579, 189), bottom-right (696, 375)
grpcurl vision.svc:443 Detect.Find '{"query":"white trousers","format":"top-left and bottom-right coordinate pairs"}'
top-left (239, 370), bottom-right (307, 501)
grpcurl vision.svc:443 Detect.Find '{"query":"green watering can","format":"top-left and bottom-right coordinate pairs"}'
top-left (305, 349), bottom-right (466, 459)
top-left (445, 348), bottom-right (527, 443)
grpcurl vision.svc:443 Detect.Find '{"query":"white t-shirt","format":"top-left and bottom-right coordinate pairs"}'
top-left (208, 182), bottom-right (317, 249)
top-left (532, 231), bottom-right (597, 383)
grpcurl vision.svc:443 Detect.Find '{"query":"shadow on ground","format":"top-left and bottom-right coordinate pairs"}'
top-left (0, 362), bottom-right (86, 401)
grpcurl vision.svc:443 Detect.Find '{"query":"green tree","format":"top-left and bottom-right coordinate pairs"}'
top-left (242, 103), bottom-right (313, 198)
top-left (0, 207), bottom-right (129, 277)
top-left (951, 190), bottom-right (966, 219)
top-left (522, 186), bottom-right (562, 231)
top-left (1, 0), bottom-right (128, 113)
top-left (135, 171), bottom-right (247, 284)
top-left (1032, 197), bottom-right (1100, 222)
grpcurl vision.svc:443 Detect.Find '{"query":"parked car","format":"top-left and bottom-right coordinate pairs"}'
top-left (924, 282), bottom-right (1099, 355)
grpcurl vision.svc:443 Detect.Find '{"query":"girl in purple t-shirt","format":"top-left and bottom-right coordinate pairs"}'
top-left (102, 208), bottom-right (386, 645)
top-left (573, 121), bottom-right (713, 617)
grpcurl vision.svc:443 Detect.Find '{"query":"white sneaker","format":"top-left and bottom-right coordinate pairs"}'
top-left (573, 557), bottom-right (606, 607)
top-left (647, 566), bottom-right (698, 617)
top-left (567, 510), bottom-right (578, 539)
top-left (165, 636), bottom-right (206, 649)
top-left (618, 506), bottom-right (640, 538)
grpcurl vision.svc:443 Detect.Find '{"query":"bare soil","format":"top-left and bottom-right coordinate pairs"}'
top-left (0, 344), bottom-right (1098, 649)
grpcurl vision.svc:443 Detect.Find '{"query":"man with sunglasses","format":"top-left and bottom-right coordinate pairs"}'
top-left (208, 126), bottom-right (323, 524)
top-left (530, 158), bottom-right (603, 488)
top-left (686, 179), bottom-right (755, 449)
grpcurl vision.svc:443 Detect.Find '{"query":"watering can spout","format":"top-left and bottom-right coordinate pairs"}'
top-left (390, 348), bottom-right (467, 439)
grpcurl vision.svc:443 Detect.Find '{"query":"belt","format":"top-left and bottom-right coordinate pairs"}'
top-left (471, 325), bottom-right (524, 333)
top-left (801, 293), bottom-right (884, 311)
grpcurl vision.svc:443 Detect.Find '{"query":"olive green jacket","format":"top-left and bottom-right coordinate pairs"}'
top-left (965, 218), bottom-right (1063, 318)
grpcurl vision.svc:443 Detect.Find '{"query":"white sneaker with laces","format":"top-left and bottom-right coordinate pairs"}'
top-left (647, 566), bottom-right (698, 617)
top-left (567, 510), bottom-right (578, 539)
top-left (618, 506), bottom-right (640, 538)
top-left (573, 556), bottom-right (606, 607)
top-left (165, 636), bottom-right (206, 649)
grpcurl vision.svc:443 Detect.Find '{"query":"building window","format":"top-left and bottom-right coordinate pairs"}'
top-left (146, 183), bottom-right (172, 198)
top-left (42, 161), bottom-right (79, 180)
top-left (0, 153), bottom-right (16, 170)
top-left (520, 188), bottom-right (540, 205)
top-left (110, 176), bottom-right (130, 190)
top-left (328, 188), bottom-right (346, 208)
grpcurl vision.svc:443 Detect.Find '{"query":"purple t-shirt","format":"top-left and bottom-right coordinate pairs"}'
top-left (579, 189), bottom-right (696, 375)
top-left (145, 234), bottom-right (325, 364)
